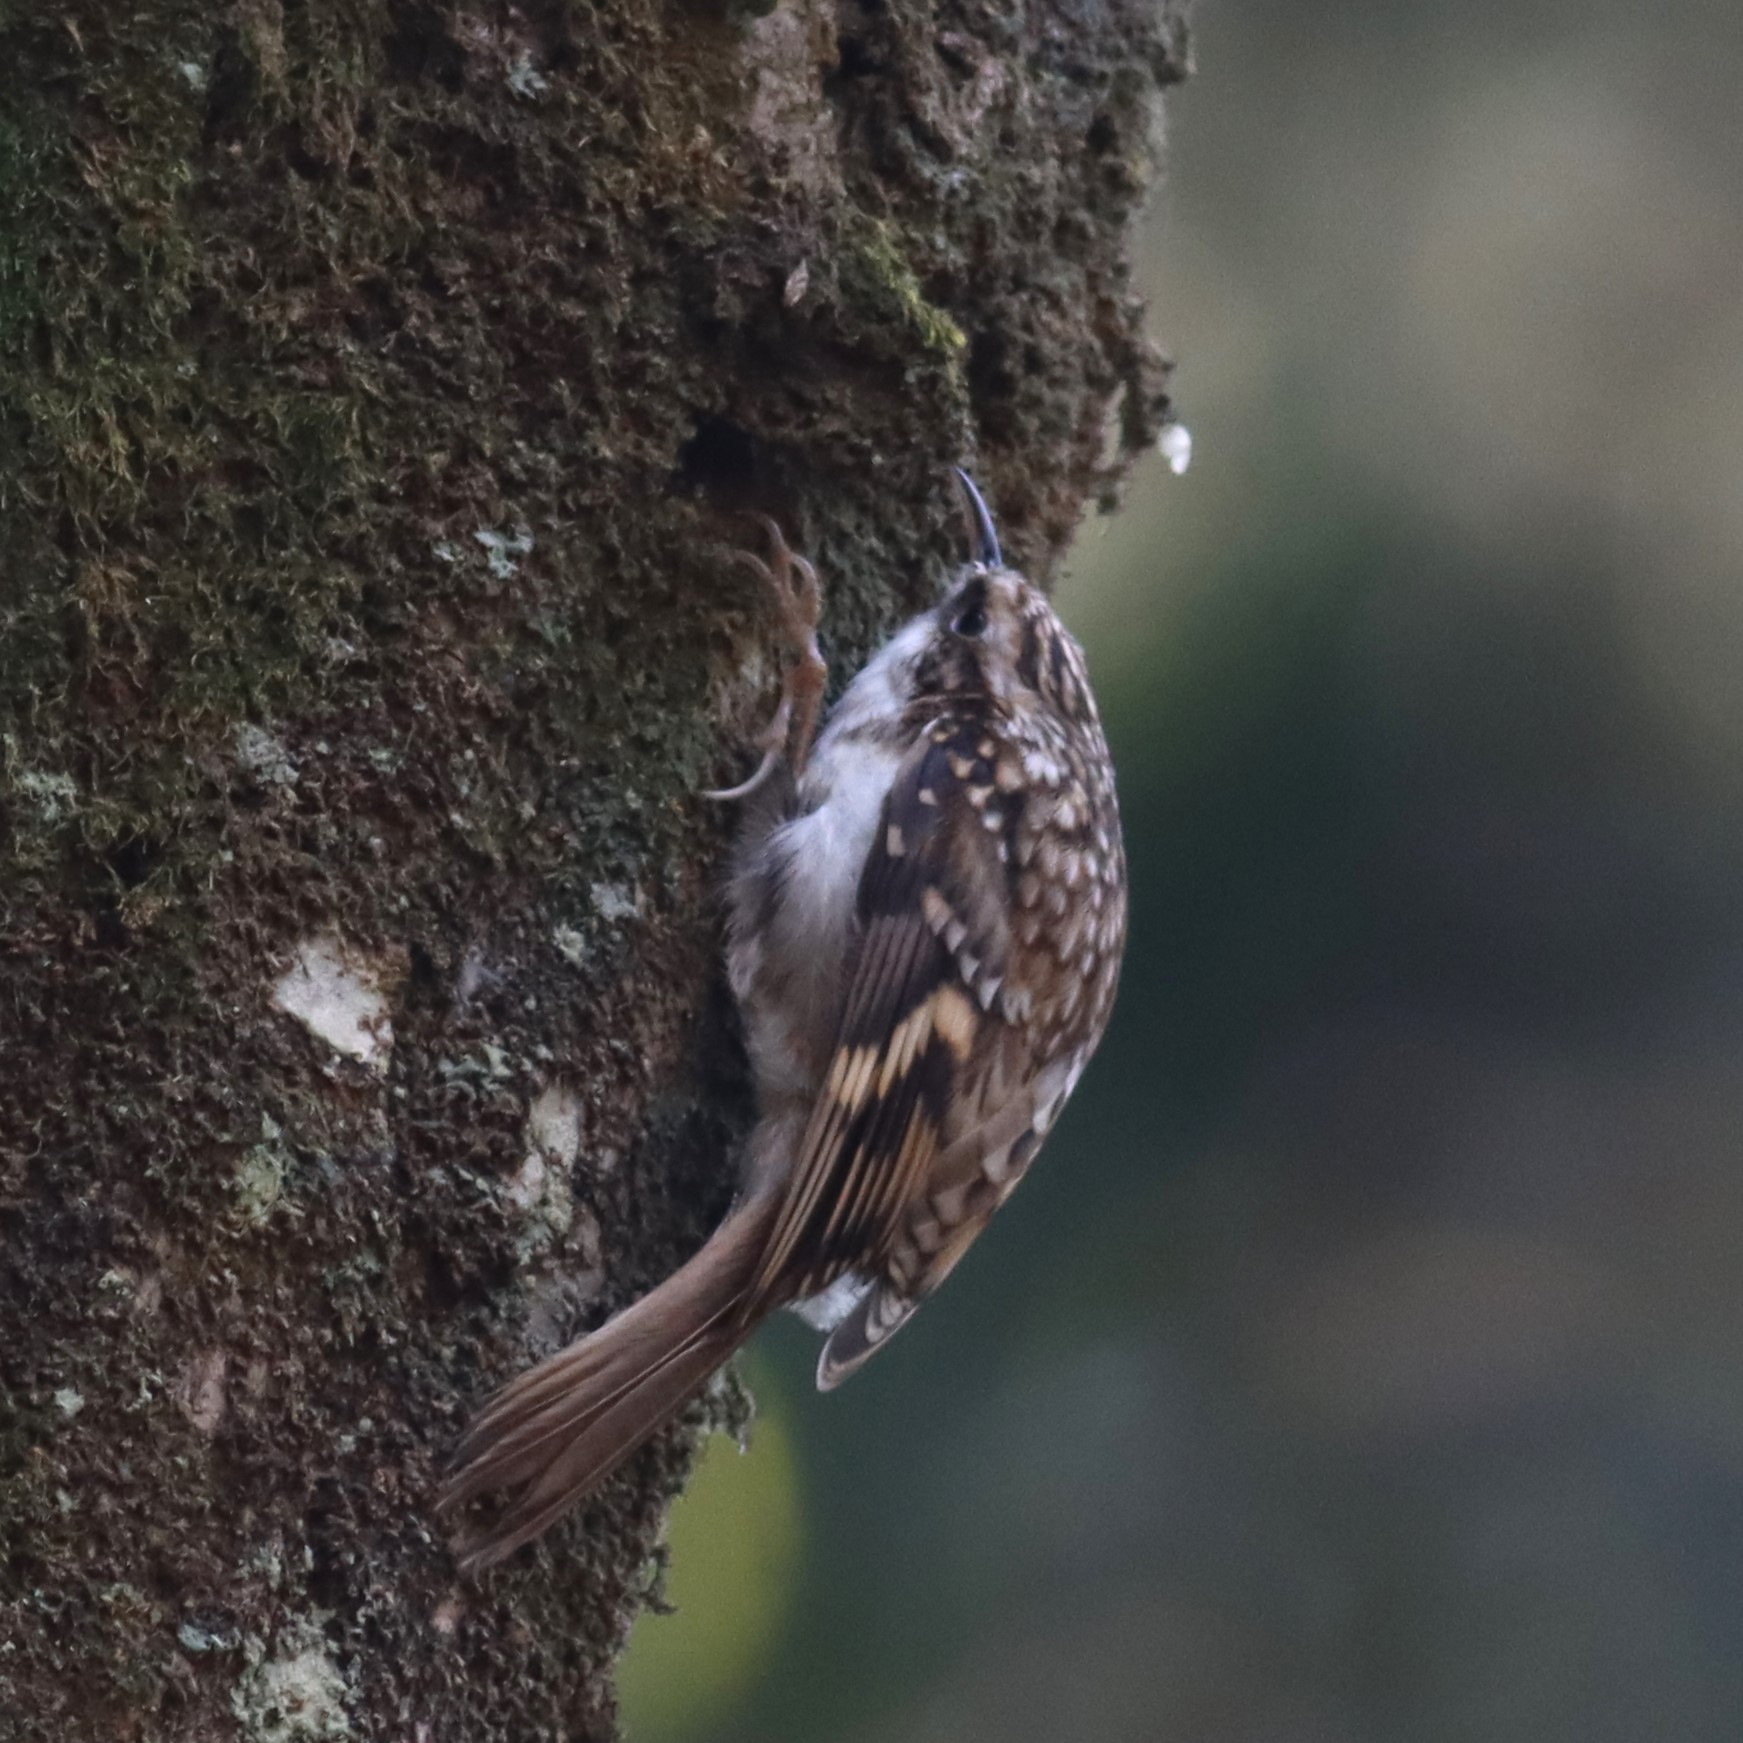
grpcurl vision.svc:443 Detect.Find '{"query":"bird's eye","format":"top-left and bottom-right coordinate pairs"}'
top-left (952, 600), bottom-right (989, 638)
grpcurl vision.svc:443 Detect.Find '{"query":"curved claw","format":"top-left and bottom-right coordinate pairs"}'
top-left (703, 694), bottom-right (794, 802)
top-left (702, 746), bottom-right (782, 804)
top-left (705, 515), bottom-right (827, 802)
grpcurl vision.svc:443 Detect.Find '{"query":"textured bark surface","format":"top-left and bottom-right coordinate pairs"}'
top-left (0, 0), bottom-right (1185, 1735)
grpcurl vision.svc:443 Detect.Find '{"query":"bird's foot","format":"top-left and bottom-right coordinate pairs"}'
top-left (704, 516), bottom-right (826, 802)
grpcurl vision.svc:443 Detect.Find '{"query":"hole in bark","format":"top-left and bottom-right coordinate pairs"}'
top-left (406, 940), bottom-right (445, 1002)
top-left (384, 0), bottom-right (468, 90)
top-left (423, 1241), bottom-right (484, 1314)
top-left (347, 275), bottom-right (407, 342)
top-left (968, 328), bottom-right (1015, 406)
top-left (677, 414), bottom-right (760, 496)
top-left (305, 1491), bottom-right (356, 1611)
top-left (826, 34), bottom-right (881, 95)
top-left (93, 907), bottom-right (131, 951)
top-left (104, 833), bottom-right (160, 890)
top-left (202, 32), bottom-right (257, 145)
top-left (284, 123), bottom-right (332, 183)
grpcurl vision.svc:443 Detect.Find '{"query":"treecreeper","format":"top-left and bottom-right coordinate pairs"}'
top-left (438, 476), bottom-right (1129, 1571)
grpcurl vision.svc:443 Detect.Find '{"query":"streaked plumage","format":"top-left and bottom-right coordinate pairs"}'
top-left (439, 480), bottom-right (1127, 1571)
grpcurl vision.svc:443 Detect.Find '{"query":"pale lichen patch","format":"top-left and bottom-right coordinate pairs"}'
top-left (589, 880), bottom-right (641, 923)
top-left (504, 1150), bottom-right (548, 1212)
top-left (236, 1115), bottom-right (295, 1225)
top-left (234, 723), bottom-right (299, 788)
top-left (520, 1216), bottom-right (607, 1353)
top-left (14, 766), bottom-right (80, 825)
top-left (527, 1082), bottom-right (582, 1168)
top-left (232, 1616), bottom-right (351, 1742)
top-left (472, 524), bottom-right (534, 580)
top-left (179, 1347), bottom-right (230, 1437)
top-left (507, 1082), bottom-right (584, 1243)
top-left (743, 0), bottom-right (841, 195)
top-left (271, 933), bottom-right (395, 1068)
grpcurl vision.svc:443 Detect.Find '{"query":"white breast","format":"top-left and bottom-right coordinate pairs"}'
top-left (757, 616), bottom-right (923, 1013)
top-left (728, 616), bottom-right (921, 1132)
top-left (773, 734), bottom-right (900, 964)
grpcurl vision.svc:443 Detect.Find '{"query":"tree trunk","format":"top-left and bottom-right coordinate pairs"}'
top-left (0, 1), bottom-right (1185, 1734)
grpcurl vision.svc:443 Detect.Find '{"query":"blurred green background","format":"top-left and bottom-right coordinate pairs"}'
top-left (624, 1), bottom-right (1743, 1737)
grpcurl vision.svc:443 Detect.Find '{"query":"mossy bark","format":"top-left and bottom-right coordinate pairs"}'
top-left (0, 0), bottom-right (1185, 1735)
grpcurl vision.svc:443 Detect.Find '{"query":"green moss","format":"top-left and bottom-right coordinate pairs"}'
top-left (235, 1116), bottom-right (294, 1228)
top-left (840, 216), bottom-right (969, 360)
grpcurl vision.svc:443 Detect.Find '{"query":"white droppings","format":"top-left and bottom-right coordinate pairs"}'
top-left (271, 934), bottom-right (393, 1068)
top-left (552, 924), bottom-right (588, 968)
top-left (53, 1387), bottom-right (84, 1418)
top-left (1160, 421), bottom-right (1193, 476)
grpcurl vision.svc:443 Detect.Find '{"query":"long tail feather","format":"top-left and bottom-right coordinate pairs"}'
top-left (439, 1195), bottom-right (778, 1572)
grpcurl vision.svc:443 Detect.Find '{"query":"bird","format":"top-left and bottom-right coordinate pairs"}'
top-left (438, 473), bottom-right (1128, 1571)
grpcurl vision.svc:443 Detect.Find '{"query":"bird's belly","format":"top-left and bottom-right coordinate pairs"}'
top-left (746, 736), bottom-right (900, 1100)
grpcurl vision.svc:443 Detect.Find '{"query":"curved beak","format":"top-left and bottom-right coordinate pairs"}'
top-left (953, 467), bottom-right (1003, 569)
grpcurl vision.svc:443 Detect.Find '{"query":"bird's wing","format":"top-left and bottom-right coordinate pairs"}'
top-left (747, 715), bottom-right (1033, 1328)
